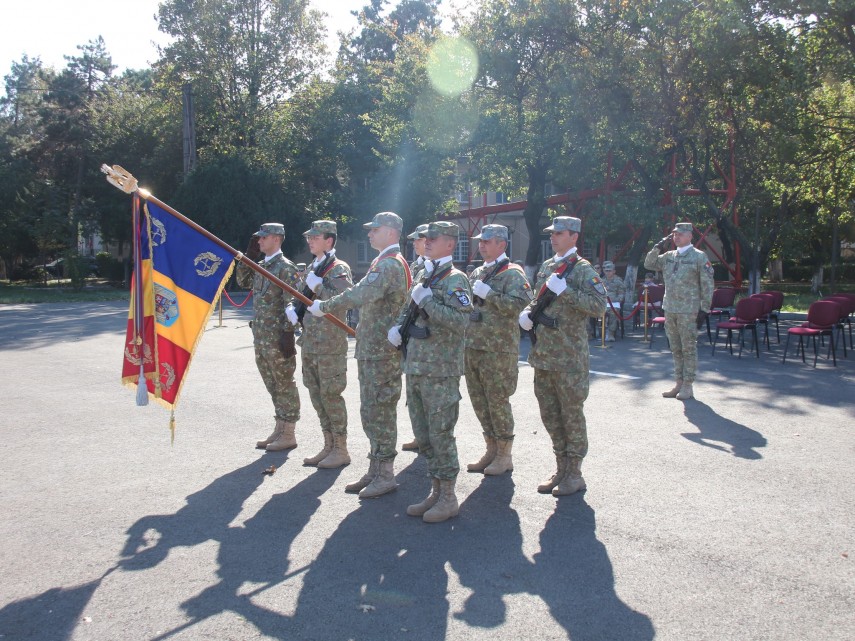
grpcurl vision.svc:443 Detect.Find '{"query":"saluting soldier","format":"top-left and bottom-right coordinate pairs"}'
top-left (519, 216), bottom-right (606, 497)
top-left (464, 224), bottom-right (532, 476)
top-left (307, 212), bottom-right (411, 498)
top-left (644, 222), bottom-right (714, 400)
top-left (236, 223), bottom-right (301, 452)
top-left (602, 261), bottom-right (626, 342)
top-left (286, 220), bottom-right (353, 469)
top-left (388, 221), bottom-right (473, 523)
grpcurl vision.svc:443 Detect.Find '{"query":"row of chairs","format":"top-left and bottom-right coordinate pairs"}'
top-left (782, 293), bottom-right (855, 367)
top-left (711, 290), bottom-right (783, 357)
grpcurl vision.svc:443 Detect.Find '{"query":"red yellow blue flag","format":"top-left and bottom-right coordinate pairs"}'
top-left (121, 200), bottom-right (235, 409)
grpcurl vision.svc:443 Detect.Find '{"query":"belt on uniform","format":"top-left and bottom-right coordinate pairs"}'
top-left (408, 326), bottom-right (430, 339)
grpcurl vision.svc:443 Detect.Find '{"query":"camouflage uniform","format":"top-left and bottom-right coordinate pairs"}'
top-left (398, 254), bottom-right (472, 481)
top-left (526, 237), bottom-right (606, 463)
top-left (297, 248), bottom-right (353, 436)
top-left (236, 250), bottom-right (301, 423)
top-left (464, 255), bottom-right (531, 442)
top-left (602, 267), bottom-right (626, 338)
top-left (319, 246), bottom-right (410, 462)
top-left (644, 236), bottom-right (714, 384)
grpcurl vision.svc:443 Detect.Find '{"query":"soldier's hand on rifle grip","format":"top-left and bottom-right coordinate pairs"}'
top-left (307, 300), bottom-right (324, 317)
top-left (387, 325), bottom-right (402, 347)
top-left (245, 236), bottom-right (262, 262)
top-left (519, 310), bottom-right (534, 331)
top-left (411, 283), bottom-right (432, 305)
top-left (285, 304), bottom-right (298, 325)
top-left (305, 271), bottom-right (323, 292)
top-left (472, 280), bottom-right (492, 299)
top-left (546, 274), bottom-right (567, 296)
top-left (422, 259), bottom-right (435, 274)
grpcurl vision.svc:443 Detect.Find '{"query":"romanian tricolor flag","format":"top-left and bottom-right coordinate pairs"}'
top-left (121, 199), bottom-right (235, 411)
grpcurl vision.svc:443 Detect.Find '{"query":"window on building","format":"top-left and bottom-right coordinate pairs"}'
top-left (454, 233), bottom-right (470, 263)
top-left (540, 237), bottom-right (552, 262)
top-left (357, 241), bottom-right (370, 265)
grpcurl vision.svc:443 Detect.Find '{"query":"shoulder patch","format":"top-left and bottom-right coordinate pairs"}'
top-left (366, 271), bottom-right (380, 284)
top-left (704, 261), bottom-right (715, 278)
top-left (591, 276), bottom-right (606, 295)
top-left (450, 287), bottom-right (471, 307)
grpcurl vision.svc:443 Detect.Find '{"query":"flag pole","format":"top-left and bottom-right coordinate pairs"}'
top-left (102, 164), bottom-right (355, 338)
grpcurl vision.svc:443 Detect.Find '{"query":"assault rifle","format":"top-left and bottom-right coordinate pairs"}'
top-left (470, 258), bottom-right (509, 322)
top-left (293, 251), bottom-right (332, 325)
top-left (528, 256), bottom-right (578, 346)
top-left (399, 262), bottom-right (440, 357)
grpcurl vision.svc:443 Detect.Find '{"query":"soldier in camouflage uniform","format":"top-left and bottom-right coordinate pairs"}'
top-left (309, 212), bottom-right (411, 498)
top-left (236, 223), bottom-right (301, 452)
top-left (644, 222), bottom-right (714, 400)
top-left (519, 217), bottom-right (607, 497)
top-left (602, 261), bottom-right (626, 341)
top-left (388, 221), bottom-right (472, 523)
top-left (464, 224), bottom-right (532, 476)
top-left (286, 220), bottom-right (353, 469)
top-left (399, 222), bottom-right (430, 452)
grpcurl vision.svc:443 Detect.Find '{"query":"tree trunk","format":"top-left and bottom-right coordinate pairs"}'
top-left (811, 266), bottom-right (824, 294)
top-left (523, 163), bottom-right (547, 282)
top-left (768, 258), bottom-right (783, 282)
top-left (830, 206), bottom-right (839, 292)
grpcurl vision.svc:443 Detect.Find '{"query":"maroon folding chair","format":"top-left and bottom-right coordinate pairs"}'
top-left (829, 293), bottom-right (855, 349)
top-left (634, 284), bottom-right (665, 330)
top-left (712, 296), bottom-right (765, 358)
top-left (764, 290), bottom-right (785, 343)
top-left (782, 300), bottom-right (842, 367)
top-left (824, 296), bottom-right (853, 355)
top-left (750, 293), bottom-right (776, 350)
top-left (648, 314), bottom-right (667, 350)
top-left (705, 287), bottom-right (737, 343)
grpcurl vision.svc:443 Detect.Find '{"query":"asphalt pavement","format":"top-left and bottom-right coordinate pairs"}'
top-left (0, 301), bottom-right (853, 641)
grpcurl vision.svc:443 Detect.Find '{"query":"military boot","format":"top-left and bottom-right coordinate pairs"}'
top-left (466, 434), bottom-right (498, 473)
top-left (303, 431), bottom-right (333, 466)
top-left (423, 478), bottom-right (459, 523)
top-left (359, 460), bottom-right (397, 498)
top-left (676, 383), bottom-right (694, 400)
top-left (406, 478), bottom-right (440, 516)
top-left (318, 433), bottom-right (351, 469)
top-left (537, 455), bottom-right (567, 494)
top-left (345, 458), bottom-right (378, 494)
top-left (662, 380), bottom-right (683, 398)
top-left (484, 439), bottom-right (513, 476)
top-left (266, 420), bottom-right (297, 451)
top-left (255, 420), bottom-right (282, 449)
top-left (552, 456), bottom-right (586, 496)
top-left (401, 439), bottom-right (420, 452)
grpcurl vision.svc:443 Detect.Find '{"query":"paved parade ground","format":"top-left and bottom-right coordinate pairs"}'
top-left (1, 301), bottom-right (853, 641)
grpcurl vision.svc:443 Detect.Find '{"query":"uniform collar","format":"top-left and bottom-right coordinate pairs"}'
top-left (263, 250), bottom-right (283, 263)
top-left (311, 248), bottom-right (335, 269)
top-left (676, 244), bottom-right (692, 255)
top-left (553, 247), bottom-right (578, 261)
top-left (483, 253), bottom-right (508, 268)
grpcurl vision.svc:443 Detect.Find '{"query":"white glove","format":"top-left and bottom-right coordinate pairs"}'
top-left (423, 259), bottom-right (434, 274)
top-left (285, 304), bottom-right (298, 325)
top-left (519, 310), bottom-right (534, 331)
top-left (546, 273), bottom-right (567, 295)
top-left (411, 283), bottom-right (433, 306)
top-left (387, 325), bottom-right (402, 347)
top-left (472, 279), bottom-right (492, 299)
top-left (307, 300), bottom-right (324, 317)
top-left (305, 271), bottom-right (323, 293)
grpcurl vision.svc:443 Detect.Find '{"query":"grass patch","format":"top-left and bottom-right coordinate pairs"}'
top-left (735, 282), bottom-right (855, 313)
top-left (0, 280), bottom-right (129, 304)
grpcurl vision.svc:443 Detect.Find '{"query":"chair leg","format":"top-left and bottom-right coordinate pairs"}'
top-left (799, 335), bottom-right (807, 363)
top-left (706, 314), bottom-right (712, 344)
top-left (829, 331), bottom-right (837, 366)
top-left (774, 315), bottom-right (780, 343)
top-left (737, 328), bottom-right (744, 358)
top-left (812, 335), bottom-right (818, 367)
top-left (712, 326), bottom-right (722, 356)
top-left (782, 333), bottom-right (791, 364)
top-left (752, 325), bottom-right (760, 358)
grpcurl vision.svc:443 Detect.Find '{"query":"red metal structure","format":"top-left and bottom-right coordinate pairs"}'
top-left (453, 141), bottom-right (741, 284)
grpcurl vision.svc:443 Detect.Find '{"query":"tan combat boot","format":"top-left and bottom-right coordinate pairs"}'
top-left (537, 455), bottom-right (567, 494)
top-left (466, 434), bottom-right (498, 473)
top-left (406, 478), bottom-right (440, 516)
top-left (266, 419), bottom-right (298, 451)
top-left (552, 457), bottom-right (586, 496)
top-left (317, 433), bottom-right (351, 469)
top-left (359, 460), bottom-right (397, 498)
top-left (423, 478), bottom-right (459, 523)
top-left (401, 438), bottom-right (420, 452)
top-left (303, 431), bottom-right (333, 466)
top-left (662, 380), bottom-right (683, 398)
top-left (255, 419), bottom-right (283, 449)
top-left (676, 383), bottom-right (694, 400)
top-left (484, 439), bottom-right (513, 476)
top-left (345, 459), bottom-right (378, 494)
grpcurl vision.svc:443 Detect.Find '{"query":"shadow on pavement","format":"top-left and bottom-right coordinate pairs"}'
top-left (681, 400), bottom-right (767, 459)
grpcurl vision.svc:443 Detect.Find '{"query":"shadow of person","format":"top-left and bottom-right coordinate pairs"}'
top-left (0, 567), bottom-right (116, 641)
top-left (171, 467), bottom-right (345, 640)
top-left (534, 498), bottom-right (655, 641)
top-left (120, 454), bottom-right (290, 572)
top-left (284, 456), bottom-right (451, 641)
top-left (681, 400), bottom-right (767, 460)
top-left (448, 474), bottom-right (528, 629)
